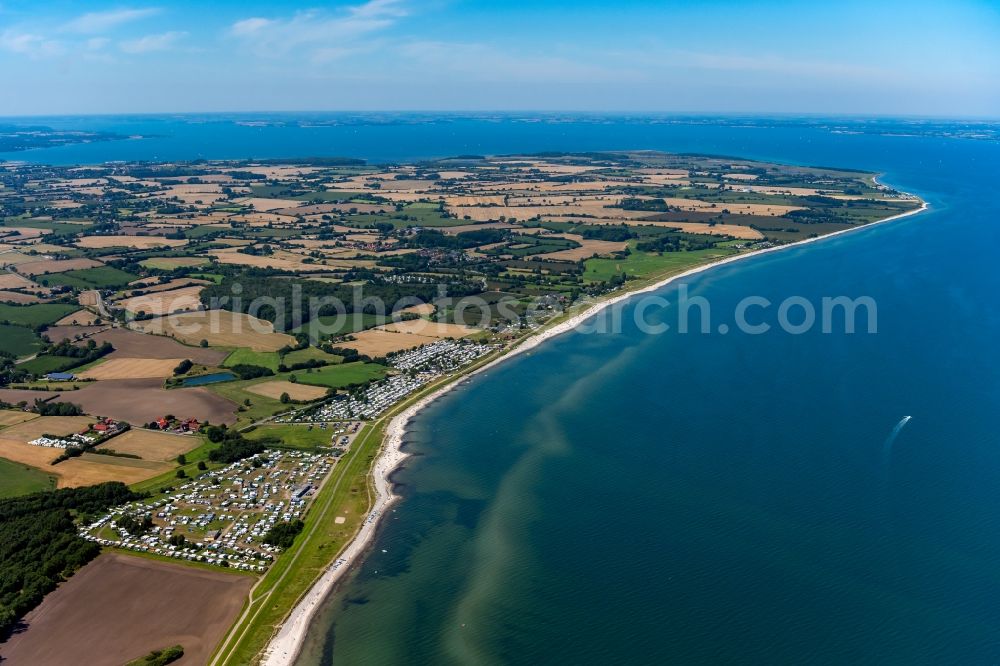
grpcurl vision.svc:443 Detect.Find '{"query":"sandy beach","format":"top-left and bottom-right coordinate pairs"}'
top-left (260, 196), bottom-right (929, 665)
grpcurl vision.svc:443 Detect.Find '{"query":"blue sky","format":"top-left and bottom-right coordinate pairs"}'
top-left (0, 0), bottom-right (998, 117)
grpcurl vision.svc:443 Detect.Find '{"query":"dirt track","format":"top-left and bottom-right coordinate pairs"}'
top-left (0, 552), bottom-right (253, 666)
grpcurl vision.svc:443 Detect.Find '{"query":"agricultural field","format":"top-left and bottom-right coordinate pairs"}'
top-left (40, 266), bottom-right (138, 289)
top-left (294, 361), bottom-right (389, 388)
top-left (0, 409), bottom-right (38, 427)
top-left (0, 455), bottom-right (55, 497)
top-left (245, 423), bottom-right (344, 450)
top-left (95, 428), bottom-right (200, 462)
top-left (0, 415), bottom-right (175, 487)
top-left (346, 328), bottom-right (444, 356)
top-left (282, 346), bottom-right (342, 366)
top-left (16, 257), bottom-right (103, 275)
top-left (116, 284), bottom-right (204, 316)
top-left (75, 235), bottom-right (188, 249)
top-left (77, 357), bottom-right (184, 380)
top-left (132, 310), bottom-right (295, 351)
top-left (0, 302), bottom-right (78, 327)
top-left (1, 323), bottom-right (45, 357)
top-left (140, 256), bottom-right (209, 270)
top-left (246, 380), bottom-right (328, 401)
top-left (0, 552), bottom-right (253, 666)
top-left (223, 347), bottom-right (281, 372)
top-left (54, 308), bottom-right (101, 325)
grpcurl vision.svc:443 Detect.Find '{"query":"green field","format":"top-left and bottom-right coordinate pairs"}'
top-left (0, 457), bottom-right (55, 498)
top-left (0, 324), bottom-right (44, 357)
top-left (190, 272), bottom-right (224, 284)
top-left (16, 354), bottom-right (80, 375)
top-left (583, 245), bottom-right (738, 282)
top-left (0, 302), bottom-right (77, 327)
top-left (40, 266), bottom-right (138, 289)
top-left (140, 256), bottom-right (210, 270)
top-left (245, 424), bottom-right (336, 450)
top-left (207, 380), bottom-right (286, 427)
top-left (223, 348), bottom-right (280, 372)
top-left (294, 361), bottom-right (388, 389)
top-left (0, 217), bottom-right (90, 234)
top-left (281, 347), bottom-right (343, 366)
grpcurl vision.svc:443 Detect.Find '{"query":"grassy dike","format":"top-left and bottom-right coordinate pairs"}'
top-left (209, 247), bottom-right (751, 665)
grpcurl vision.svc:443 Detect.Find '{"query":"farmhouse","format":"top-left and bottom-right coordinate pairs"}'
top-left (45, 372), bottom-right (75, 381)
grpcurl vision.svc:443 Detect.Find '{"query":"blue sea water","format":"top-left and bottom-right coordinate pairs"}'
top-left (7, 114), bottom-right (1000, 663)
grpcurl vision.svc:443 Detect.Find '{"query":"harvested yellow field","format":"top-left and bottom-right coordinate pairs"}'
top-left (246, 381), bottom-right (328, 401)
top-left (235, 197), bottom-right (304, 212)
top-left (117, 285), bottom-right (204, 316)
top-left (209, 249), bottom-right (323, 272)
top-left (542, 236), bottom-right (628, 260)
top-left (518, 162), bottom-right (600, 174)
top-left (346, 329), bottom-right (437, 356)
top-left (55, 309), bottom-right (100, 326)
top-left (0, 272), bottom-right (36, 289)
top-left (240, 165), bottom-right (320, 178)
top-left (210, 248), bottom-right (372, 272)
top-left (0, 439), bottom-right (63, 469)
top-left (579, 218), bottom-right (764, 240)
top-left (124, 277), bottom-right (209, 294)
top-left (95, 429), bottom-right (199, 461)
top-left (225, 212), bottom-right (298, 226)
top-left (442, 195), bottom-right (507, 207)
top-left (379, 319), bottom-right (477, 338)
top-left (0, 291), bottom-right (42, 304)
top-left (75, 235), bottom-right (188, 249)
top-left (399, 302), bottom-right (436, 316)
top-left (447, 201), bottom-right (649, 222)
top-left (132, 310), bottom-right (296, 351)
top-left (17, 258), bottom-right (103, 275)
top-left (78, 357), bottom-right (185, 380)
top-left (439, 222), bottom-right (518, 235)
top-left (0, 437), bottom-right (171, 487)
top-left (0, 416), bottom-right (94, 443)
top-left (4, 227), bottom-right (49, 241)
top-left (0, 410), bottom-right (38, 427)
top-left (649, 197), bottom-right (805, 217)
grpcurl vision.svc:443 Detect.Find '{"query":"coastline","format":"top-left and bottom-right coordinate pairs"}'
top-left (259, 195), bottom-right (929, 665)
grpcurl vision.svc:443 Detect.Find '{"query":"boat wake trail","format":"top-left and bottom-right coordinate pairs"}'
top-left (883, 415), bottom-right (913, 468)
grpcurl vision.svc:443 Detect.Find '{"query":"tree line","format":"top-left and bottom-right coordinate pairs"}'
top-left (0, 482), bottom-right (145, 636)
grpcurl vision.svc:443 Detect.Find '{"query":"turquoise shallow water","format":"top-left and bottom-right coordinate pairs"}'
top-left (8, 115), bottom-right (1000, 664)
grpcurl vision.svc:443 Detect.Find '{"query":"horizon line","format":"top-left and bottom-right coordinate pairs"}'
top-left (2, 110), bottom-right (999, 122)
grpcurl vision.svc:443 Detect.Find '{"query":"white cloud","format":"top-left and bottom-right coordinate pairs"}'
top-left (349, 0), bottom-right (407, 20)
top-left (676, 51), bottom-right (888, 81)
top-left (229, 0), bottom-right (407, 57)
top-left (397, 41), bottom-right (626, 83)
top-left (0, 30), bottom-right (63, 57)
top-left (86, 37), bottom-right (111, 51)
top-left (63, 8), bottom-right (160, 34)
top-left (231, 17), bottom-right (273, 37)
top-left (120, 30), bottom-right (185, 54)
